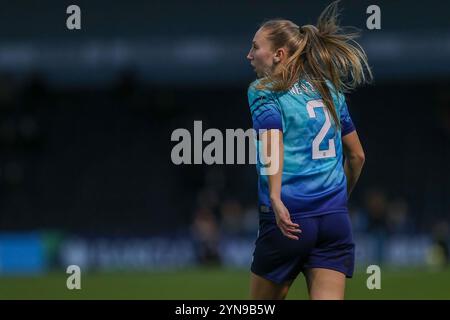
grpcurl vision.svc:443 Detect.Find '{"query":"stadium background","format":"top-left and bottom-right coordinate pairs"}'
top-left (0, 0), bottom-right (449, 299)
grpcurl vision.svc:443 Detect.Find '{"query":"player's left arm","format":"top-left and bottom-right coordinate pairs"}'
top-left (261, 129), bottom-right (301, 240)
top-left (248, 85), bottom-right (301, 240)
top-left (261, 129), bottom-right (283, 201)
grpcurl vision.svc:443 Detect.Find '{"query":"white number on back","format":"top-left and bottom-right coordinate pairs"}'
top-left (306, 99), bottom-right (336, 159)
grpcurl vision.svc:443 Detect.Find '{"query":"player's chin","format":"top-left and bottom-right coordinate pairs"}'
top-left (250, 65), bottom-right (260, 76)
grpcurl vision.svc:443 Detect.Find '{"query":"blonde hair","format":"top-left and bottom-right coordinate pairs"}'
top-left (256, 0), bottom-right (372, 129)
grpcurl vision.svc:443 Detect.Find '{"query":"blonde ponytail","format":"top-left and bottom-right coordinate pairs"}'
top-left (256, 0), bottom-right (372, 129)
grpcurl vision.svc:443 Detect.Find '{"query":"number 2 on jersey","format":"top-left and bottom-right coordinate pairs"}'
top-left (306, 99), bottom-right (336, 159)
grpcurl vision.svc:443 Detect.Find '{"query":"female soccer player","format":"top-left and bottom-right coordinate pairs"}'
top-left (246, 1), bottom-right (371, 300)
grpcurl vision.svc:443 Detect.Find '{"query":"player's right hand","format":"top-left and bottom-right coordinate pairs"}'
top-left (271, 198), bottom-right (302, 240)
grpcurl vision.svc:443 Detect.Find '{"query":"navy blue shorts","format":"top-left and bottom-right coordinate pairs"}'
top-left (251, 212), bottom-right (355, 284)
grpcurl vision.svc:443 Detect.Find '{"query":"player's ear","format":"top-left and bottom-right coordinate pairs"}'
top-left (273, 48), bottom-right (286, 64)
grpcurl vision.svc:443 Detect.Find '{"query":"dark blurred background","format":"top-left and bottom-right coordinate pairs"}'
top-left (0, 0), bottom-right (449, 289)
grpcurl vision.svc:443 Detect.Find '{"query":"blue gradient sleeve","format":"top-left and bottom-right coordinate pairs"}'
top-left (248, 85), bottom-right (282, 131)
top-left (340, 100), bottom-right (355, 136)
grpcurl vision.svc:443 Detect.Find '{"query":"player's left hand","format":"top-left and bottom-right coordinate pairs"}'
top-left (271, 198), bottom-right (302, 240)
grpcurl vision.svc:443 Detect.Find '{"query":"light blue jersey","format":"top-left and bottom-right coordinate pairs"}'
top-left (248, 79), bottom-right (355, 219)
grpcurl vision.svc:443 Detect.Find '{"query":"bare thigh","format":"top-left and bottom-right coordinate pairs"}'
top-left (249, 272), bottom-right (294, 300)
top-left (304, 268), bottom-right (346, 300)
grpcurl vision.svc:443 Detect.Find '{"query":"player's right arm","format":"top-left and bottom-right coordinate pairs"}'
top-left (342, 131), bottom-right (365, 197)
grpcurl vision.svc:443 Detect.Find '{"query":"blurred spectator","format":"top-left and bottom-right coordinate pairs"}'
top-left (363, 188), bottom-right (389, 264)
top-left (241, 204), bottom-right (259, 237)
top-left (365, 188), bottom-right (388, 232)
top-left (427, 220), bottom-right (449, 268)
top-left (386, 197), bottom-right (415, 235)
top-left (348, 203), bottom-right (369, 234)
top-left (190, 206), bottom-right (221, 266)
top-left (219, 198), bottom-right (244, 236)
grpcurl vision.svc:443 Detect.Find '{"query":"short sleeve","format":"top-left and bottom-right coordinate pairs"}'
top-left (247, 83), bottom-right (282, 132)
top-left (340, 99), bottom-right (355, 136)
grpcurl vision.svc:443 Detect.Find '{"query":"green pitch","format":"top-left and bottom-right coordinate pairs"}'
top-left (1, 267), bottom-right (449, 300)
